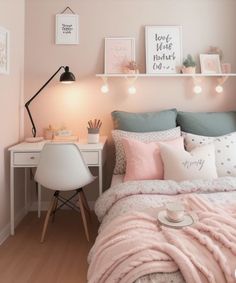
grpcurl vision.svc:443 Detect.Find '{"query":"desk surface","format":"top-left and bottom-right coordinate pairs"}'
top-left (9, 136), bottom-right (107, 152)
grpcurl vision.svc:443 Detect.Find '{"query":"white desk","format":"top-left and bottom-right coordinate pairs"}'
top-left (8, 136), bottom-right (107, 235)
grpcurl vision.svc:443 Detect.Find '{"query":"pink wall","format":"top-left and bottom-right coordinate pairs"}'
top-left (0, 0), bottom-right (25, 239)
top-left (25, 0), bottom-right (236, 200)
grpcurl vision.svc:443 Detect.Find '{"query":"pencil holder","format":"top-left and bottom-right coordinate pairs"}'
top-left (87, 128), bottom-right (100, 144)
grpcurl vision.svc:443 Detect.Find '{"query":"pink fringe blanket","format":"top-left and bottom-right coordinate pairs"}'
top-left (88, 194), bottom-right (236, 283)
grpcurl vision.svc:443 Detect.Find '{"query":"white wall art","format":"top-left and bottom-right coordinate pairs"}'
top-left (200, 54), bottom-right (222, 74)
top-left (56, 14), bottom-right (79, 45)
top-left (145, 26), bottom-right (182, 74)
top-left (0, 27), bottom-right (10, 75)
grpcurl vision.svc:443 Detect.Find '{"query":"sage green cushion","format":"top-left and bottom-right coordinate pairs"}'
top-left (111, 109), bottom-right (177, 132)
top-left (177, 111), bottom-right (236, 136)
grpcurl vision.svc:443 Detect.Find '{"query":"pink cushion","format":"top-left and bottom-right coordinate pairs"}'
top-left (122, 137), bottom-right (184, 181)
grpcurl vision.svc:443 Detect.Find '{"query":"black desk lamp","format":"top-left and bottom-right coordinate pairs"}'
top-left (25, 66), bottom-right (75, 141)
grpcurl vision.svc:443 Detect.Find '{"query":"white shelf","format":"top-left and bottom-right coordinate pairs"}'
top-left (96, 73), bottom-right (236, 78)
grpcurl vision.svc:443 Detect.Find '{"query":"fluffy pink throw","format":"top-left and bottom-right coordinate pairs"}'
top-left (88, 195), bottom-right (236, 283)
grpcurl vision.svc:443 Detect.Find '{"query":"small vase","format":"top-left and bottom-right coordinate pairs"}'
top-left (221, 63), bottom-right (231, 74)
top-left (181, 66), bottom-right (196, 74)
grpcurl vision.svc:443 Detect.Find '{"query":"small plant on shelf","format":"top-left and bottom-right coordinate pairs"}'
top-left (124, 61), bottom-right (139, 74)
top-left (182, 54), bottom-right (196, 74)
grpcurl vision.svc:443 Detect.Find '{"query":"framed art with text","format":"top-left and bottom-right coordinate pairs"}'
top-left (200, 54), bottom-right (222, 74)
top-left (0, 27), bottom-right (10, 75)
top-left (145, 26), bottom-right (182, 74)
top-left (105, 37), bottom-right (135, 74)
top-left (56, 14), bottom-right (79, 45)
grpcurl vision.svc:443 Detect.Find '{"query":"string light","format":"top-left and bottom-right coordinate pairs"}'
top-left (193, 85), bottom-right (202, 94)
top-left (128, 86), bottom-right (136, 94)
top-left (101, 84), bottom-right (109, 94)
top-left (215, 85), bottom-right (223, 93)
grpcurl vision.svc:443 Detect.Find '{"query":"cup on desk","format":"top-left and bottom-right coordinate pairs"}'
top-left (87, 128), bottom-right (100, 144)
top-left (165, 202), bottom-right (185, 222)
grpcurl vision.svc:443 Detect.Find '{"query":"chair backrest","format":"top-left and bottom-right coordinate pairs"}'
top-left (35, 143), bottom-right (95, 191)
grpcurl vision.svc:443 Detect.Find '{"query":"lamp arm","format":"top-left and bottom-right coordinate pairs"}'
top-left (25, 66), bottom-right (65, 137)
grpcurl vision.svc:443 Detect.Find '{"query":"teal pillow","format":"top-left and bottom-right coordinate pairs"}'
top-left (111, 109), bottom-right (177, 132)
top-left (177, 111), bottom-right (236, 136)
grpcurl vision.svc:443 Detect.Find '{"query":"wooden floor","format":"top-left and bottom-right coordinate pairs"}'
top-left (0, 211), bottom-right (99, 283)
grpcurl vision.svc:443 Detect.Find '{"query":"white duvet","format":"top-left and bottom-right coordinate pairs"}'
top-left (92, 177), bottom-right (236, 283)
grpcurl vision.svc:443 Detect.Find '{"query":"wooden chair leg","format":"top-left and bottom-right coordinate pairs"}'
top-left (51, 195), bottom-right (59, 223)
top-left (78, 191), bottom-right (90, 242)
top-left (80, 189), bottom-right (91, 219)
top-left (41, 196), bottom-right (57, 243)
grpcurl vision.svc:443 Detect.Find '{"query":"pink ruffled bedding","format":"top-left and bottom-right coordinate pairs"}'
top-left (88, 177), bottom-right (236, 283)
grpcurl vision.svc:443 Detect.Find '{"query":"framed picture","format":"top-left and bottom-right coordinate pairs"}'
top-left (145, 26), bottom-right (182, 74)
top-left (55, 14), bottom-right (79, 44)
top-left (200, 54), bottom-right (222, 74)
top-left (104, 37), bottom-right (135, 74)
top-left (0, 27), bottom-right (10, 75)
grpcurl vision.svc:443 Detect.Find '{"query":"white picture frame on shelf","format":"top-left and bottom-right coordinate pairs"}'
top-left (145, 26), bottom-right (182, 74)
top-left (104, 37), bottom-right (135, 74)
top-left (200, 54), bottom-right (222, 74)
top-left (55, 14), bottom-right (79, 45)
top-left (0, 27), bottom-right (10, 75)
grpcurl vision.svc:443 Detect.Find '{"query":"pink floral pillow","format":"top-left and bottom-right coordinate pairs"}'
top-left (122, 137), bottom-right (184, 182)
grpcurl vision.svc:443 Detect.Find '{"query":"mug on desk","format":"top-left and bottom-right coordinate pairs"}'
top-left (87, 128), bottom-right (100, 144)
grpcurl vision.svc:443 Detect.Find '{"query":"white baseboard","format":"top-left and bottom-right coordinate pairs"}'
top-left (29, 200), bottom-right (95, 211)
top-left (0, 207), bottom-right (26, 245)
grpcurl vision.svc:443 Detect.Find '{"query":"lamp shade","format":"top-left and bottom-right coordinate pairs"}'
top-left (60, 66), bottom-right (76, 83)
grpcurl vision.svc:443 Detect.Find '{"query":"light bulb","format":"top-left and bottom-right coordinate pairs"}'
top-left (193, 85), bottom-right (202, 94)
top-left (101, 84), bottom-right (109, 94)
top-left (215, 85), bottom-right (223, 93)
top-left (128, 86), bottom-right (136, 94)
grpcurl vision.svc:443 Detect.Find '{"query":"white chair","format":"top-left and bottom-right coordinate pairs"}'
top-left (35, 143), bottom-right (95, 243)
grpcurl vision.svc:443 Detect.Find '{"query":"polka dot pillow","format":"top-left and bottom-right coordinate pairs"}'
top-left (112, 127), bottom-right (181, 175)
top-left (183, 132), bottom-right (236, 177)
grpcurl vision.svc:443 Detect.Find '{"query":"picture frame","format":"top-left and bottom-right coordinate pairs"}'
top-left (200, 54), bottom-right (222, 74)
top-left (0, 27), bottom-right (10, 75)
top-left (145, 26), bottom-right (182, 74)
top-left (55, 14), bottom-right (79, 45)
top-left (104, 37), bottom-right (135, 74)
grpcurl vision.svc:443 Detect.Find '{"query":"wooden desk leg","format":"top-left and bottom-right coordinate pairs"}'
top-left (38, 183), bottom-right (41, 218)
top-left (10, 164), bottom-right (15, 235)
top-left (24, 168), bottom-right (28, 215)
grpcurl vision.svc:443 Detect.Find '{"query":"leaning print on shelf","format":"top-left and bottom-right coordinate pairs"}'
top-left (145, 25), bottom-right (182, 74)
top-left (200, 54), bottom-right (222, 74)
top-left (104, 37), bottom-right (135, 74)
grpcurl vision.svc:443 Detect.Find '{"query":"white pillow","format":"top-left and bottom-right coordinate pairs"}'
top-left (159, 143), bottom-right (218, 182)
top-left (112, 127), bottom-right (181, 174)
top-left (184, 132), bottom-right (236, 177)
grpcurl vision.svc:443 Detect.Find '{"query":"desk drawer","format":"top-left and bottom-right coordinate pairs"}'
top-left (13, 152), bottom-right (40, 166)
top-left (82, 151), bottom-right (99, 165)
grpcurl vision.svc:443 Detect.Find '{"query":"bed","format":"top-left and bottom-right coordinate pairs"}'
top-left (87, 110), bottom-right (236, 283)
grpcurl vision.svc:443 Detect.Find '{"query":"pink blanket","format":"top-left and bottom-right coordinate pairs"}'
top-left (88, 195), bottom-right (236, 283)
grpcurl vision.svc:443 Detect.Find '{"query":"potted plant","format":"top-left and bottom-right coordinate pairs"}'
top-left (182, 55), bottom-right (196, 74)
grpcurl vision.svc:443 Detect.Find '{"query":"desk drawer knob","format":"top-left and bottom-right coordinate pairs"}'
top-left (30, 156), bottom-right (35, 160)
